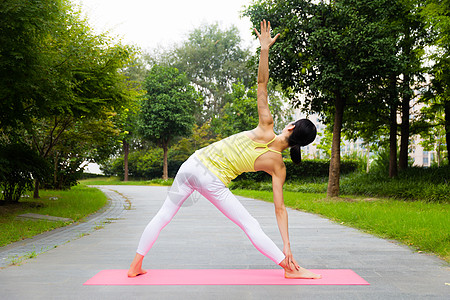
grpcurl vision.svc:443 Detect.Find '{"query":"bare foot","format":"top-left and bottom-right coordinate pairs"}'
top-left (279, 259), bottom-right (321, 279)
top-left (284, 266), bottom-right (321, 279)
top-left (128, 253), bottom-right (147, 277)
top-left (127, 268), bottom-right (147, 278)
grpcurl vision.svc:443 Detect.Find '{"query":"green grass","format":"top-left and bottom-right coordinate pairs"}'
top-left (230, 165), bottom-right (450, 203)
top-left (79, 176), bottom-right (173, 186)
top-left (0, 185), bottom-right (107, 247)
top-left (233, 189), bottom-right (450, 263)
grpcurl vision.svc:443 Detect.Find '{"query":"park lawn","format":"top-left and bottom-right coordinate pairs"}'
top-left (79, 176), bottom-right (173, 186)
top-left (233, 189), bottom-right (450, 263)
top-left (0, 185), bottom-right (107, 248)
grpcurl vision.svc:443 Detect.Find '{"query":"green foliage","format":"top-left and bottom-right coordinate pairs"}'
top-left (233, 189), bottom-right (450, 262)
top-left (170, 23), bottom-right (253, 120)
top-left (0, 144), bottom-right (50, 203)
top-left (244, 0), bottom-right (409, 196)
top-left (212, 82), bottom-right (287, 136)
top-left (1, 0), bottom-right (138, 197)
top-left (233, 159), bottom-right (359, 183)
top-left (244, 0), bottom-right (401, 113)
top-left (170, 122), bottom-right (220, 162)
top-left (339, 165), bottom-right (450, 202)
top-left (315, 129), bottom-right (333, 159)
top-left (139, 65), bottom-right (200, 144)
top-left (212, 83), bottom-right (259, 136)
top-left (101, 148), bottom-right (184, 180)
top-left (0, 0), bottom-right (66, 128)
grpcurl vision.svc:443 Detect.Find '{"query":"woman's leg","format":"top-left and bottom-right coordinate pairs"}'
top-left (198, 172), bottom-right (320, 279)
top-left (199, 181), bottom-right (285, 265)
top-left (128, 158), bottom-right (196, 277)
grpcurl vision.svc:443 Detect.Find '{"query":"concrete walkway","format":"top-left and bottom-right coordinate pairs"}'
top-left (0, 185), bottom-right (448, 299)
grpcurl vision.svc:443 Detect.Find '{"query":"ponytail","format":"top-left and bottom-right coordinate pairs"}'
top-left (290, 144), bottom-right (302, 165)
top-left (288, 119), bottom-right (317, 165)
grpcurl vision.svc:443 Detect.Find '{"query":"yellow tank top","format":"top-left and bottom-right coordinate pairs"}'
top-left (195, 132), bottom-right (282, 186)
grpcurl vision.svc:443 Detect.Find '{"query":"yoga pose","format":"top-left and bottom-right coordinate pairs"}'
top-left (128, 20), bottom-right (321, 279)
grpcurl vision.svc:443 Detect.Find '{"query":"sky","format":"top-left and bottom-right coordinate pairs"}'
top-left (73, 0), bottom-right (257, 51)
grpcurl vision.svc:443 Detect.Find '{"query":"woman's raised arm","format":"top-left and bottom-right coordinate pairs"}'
top-left (254, 20), bottom-right (279, 129)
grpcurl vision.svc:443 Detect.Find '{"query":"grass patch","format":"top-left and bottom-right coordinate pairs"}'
top-left (79, 176), bottom-right (173, 186)
top-left (230, 165), bottom-right (450, 203)
top-left (0, 185), bottom-right (107, 247)
top-left (233, 189), bottom-right (450, 263)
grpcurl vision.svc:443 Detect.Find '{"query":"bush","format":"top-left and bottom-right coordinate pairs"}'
top-left (339, 165), bottom-right (450, 202)
top-left (234, 159), bottom-right (359, 182)
top-left (0, 144), bottom-right (50, 203)
top-left (101, 148), bottom-right (184, 180)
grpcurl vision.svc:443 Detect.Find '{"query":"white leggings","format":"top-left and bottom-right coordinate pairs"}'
top-left (136, 154), bottom-right (286, 264)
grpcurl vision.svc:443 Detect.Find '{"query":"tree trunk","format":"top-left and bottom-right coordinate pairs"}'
top-left (389, 73), bottom-right (398, 177)
top-left (366, 144), bottom-right (370, 173)
top-left (53, 152), bottom-right (59, 188)
top-left (389, 102), bottom-right (398, 178)
top-left (123, 140), bottom-right (129, 182)
top-left (33, 179), bottom-right (40, 199)
top-left (445, 99), bottom-right (450, 164)
top-left (327, 95), bottom-right (345, 198)
top-left (162, 141), bottom-right (169, 180)
top-left (399, 73), bottom-right (410, 170)
top-left (399, 25), bottom-right (412, 171)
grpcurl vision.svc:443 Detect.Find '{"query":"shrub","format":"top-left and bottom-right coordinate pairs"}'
top-left (235, 159), bottom-right (359, 182)
top-left (339, 166), bottom-right (450, 202)
top-left (0, 144), bottom-right (50, 203)
top-left (101, 148), bottom-right (184, 180)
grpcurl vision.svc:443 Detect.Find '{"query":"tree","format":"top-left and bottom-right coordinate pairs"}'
top-left (0, 0), bottom-right (66, 129)
top-left (212, 82), bottom-right (286, 137)
top-left (420, 0), bottom-right (450, 162)
top-left (396, 0), bottom-right (428, 171)
top-left (119, 54), bottom-right (147, 181)
top-left (244, 0), bottom-right (401, 197)
top-left (0, 144), bottom-right (50, 203)
top-left (166, 23), bottom-right (253, 122)
top-left (1, 1), bottom-right (137, 197)
top-left (139, 65), bottom-right (201, 180)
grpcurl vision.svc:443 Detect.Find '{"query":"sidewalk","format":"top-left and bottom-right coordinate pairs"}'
top-left (0, 185), bottom-right (448, 299)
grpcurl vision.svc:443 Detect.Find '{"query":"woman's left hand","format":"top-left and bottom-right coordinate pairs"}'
top-left (254, 20), bottom-right (280, 50)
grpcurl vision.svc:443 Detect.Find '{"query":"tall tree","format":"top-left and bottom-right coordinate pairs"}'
top-left (167, 23), bottom-right (253, 121)
top-left (420, 0), bottom-right (450, 161)
top-left (1, 1), bottom-right (137, 197)
top-left (0, 0), bottom-right (66, 129)
top-left (212, 82), bottom-right (286, 137)
top-left (397, 0), bottom-right (427, 170)
top-left (139, 65), bottom-right (201, 180)
top-left (244, 0), bottom-right (400, 197)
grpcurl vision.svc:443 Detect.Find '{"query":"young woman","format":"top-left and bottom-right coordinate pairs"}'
top-left (128, 20), bottom-right (321, 279)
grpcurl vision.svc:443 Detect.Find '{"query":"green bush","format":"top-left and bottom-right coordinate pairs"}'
top-left (101, 148), bottom-right (184, 180)
top-left (0, 143), bottom-right (51, 203)
top-left (339, 165), bottom-right (450, 202)
top-left (231, 162), bottom-right (449, 203)
top-left (234, 159), bottom-right (359, 182)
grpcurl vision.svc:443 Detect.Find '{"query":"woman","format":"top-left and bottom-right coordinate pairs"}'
top-left (128, 20), bottom-right (321, 279)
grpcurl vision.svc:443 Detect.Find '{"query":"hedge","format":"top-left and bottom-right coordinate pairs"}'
top-left (235, 159), bottom-right (359, 182)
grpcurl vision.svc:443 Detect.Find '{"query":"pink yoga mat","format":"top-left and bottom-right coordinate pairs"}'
top-left (84, 269), bottom-right (369, 285)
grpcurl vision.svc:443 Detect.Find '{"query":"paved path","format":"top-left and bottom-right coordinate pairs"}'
top-left (0, 185), bottom-right (448, 299)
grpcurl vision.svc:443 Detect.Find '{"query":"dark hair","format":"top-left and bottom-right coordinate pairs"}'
top-left (288, 119), bottom-right (317, 164)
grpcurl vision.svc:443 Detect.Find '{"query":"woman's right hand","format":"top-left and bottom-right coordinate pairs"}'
top-left (283, 244), bottom-right (300, 271)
